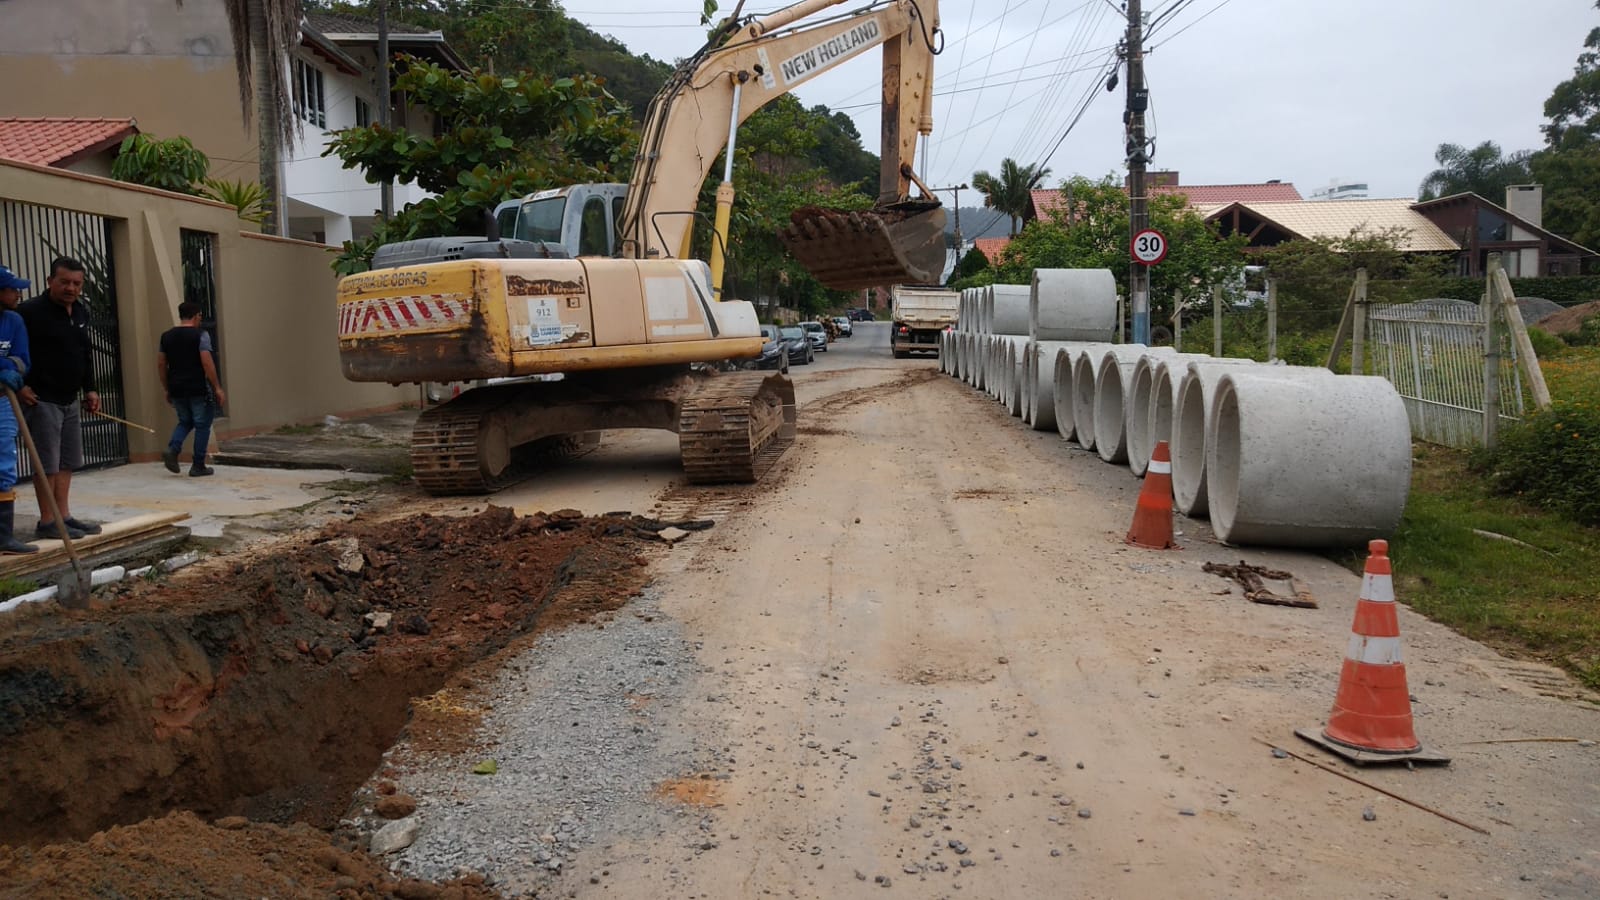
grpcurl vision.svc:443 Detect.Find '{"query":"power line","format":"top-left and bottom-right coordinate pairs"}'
top-left (1149, 0), bottom-right (1235, 49)
top-left (936, 0), bottom-right (1016, 178)
top-left (965, 0), bottom-right (1060, 175)
top-left (1007, 1), bottom-right (1114, 171)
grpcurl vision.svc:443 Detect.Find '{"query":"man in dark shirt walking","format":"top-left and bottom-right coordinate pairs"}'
top-left (17, 257), bottom-right (102, 539)
top-left (158, 302), bottom-right (226, 476)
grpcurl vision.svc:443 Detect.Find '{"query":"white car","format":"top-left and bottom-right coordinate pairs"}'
top-left (831, 316), bottom-right (853, 337)
top-left (800, 320), bottom-right (829, 351)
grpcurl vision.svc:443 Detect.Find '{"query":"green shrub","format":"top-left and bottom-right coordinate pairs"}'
top-left (1484, 401), bottom-right (1600, 525)
top-left (1569, 315), bottom-right (1600, 347)
top-left (1527, 326), bottom-right (1568, 358)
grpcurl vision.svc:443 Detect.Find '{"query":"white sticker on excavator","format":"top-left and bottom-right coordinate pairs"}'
top-left (779, 19), bottom-right (881, 85)
top-left (524, 297), bottom-right (565, 346)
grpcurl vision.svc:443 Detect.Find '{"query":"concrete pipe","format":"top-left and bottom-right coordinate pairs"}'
top-left (992, 284), bottom-right (1031, 336)
top-left (1027, 340), bottom-right (1084, 432)
top-left (1071, 344), bottom-right (1145, 451)
top-left (1209, 371), bottom-right (1411, 547)
top-left (1052, 342), bottom-right (1116, 444)
top-left (1031, 269), bottom-right (1118, 342)
top-left (1093, 346), bottom-right (1175, 464)
top-left (979, 285), bottom-right (994, 335)
top-left (1173, 363), bottom-right (1331, 518)
top-left (1126, 352), bottom-right (1215, 475)
top-left (1006, 340), bottom-right (1029, 417)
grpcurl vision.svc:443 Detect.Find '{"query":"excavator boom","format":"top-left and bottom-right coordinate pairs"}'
top-left (620, 0), bottom-right (944, 289)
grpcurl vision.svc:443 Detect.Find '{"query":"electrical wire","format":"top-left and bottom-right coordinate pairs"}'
top-left (1149, 0), bottom-right (1234, 49)
top-left (938, 0), bottom-right (1016, 177)
top-left (962, 0), bottom-right (1057, 174)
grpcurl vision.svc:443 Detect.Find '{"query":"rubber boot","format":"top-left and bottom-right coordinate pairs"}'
top-left (0, 499), bottom-right (39, 554)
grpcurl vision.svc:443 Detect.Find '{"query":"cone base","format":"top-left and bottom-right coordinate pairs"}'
top-left (1294, 727), bottom-right (1451, 767)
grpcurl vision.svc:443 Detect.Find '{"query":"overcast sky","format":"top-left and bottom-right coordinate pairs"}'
top-left (564, 0), bottom-right (1594, 201)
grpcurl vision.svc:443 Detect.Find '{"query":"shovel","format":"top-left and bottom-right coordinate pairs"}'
top-left (4, 387), bottom-right (92, 607)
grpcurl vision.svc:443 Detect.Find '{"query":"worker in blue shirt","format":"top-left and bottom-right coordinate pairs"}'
top-left (0, 265), bottom-right (37, 554)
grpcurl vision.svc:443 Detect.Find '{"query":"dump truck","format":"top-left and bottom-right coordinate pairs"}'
top-left (890, 285), bottom-right (959, 358)
top-left (334, 0), bottom-right (947, 494)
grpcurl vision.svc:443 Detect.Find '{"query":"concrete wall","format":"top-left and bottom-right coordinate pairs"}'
top-left (0, 160), bottom-right (412, 458)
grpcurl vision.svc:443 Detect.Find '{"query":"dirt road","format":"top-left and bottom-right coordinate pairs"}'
top-left (388, 323), bottom-right (1599, 898)
top-left (6, 323), bottom-right (1596, 899)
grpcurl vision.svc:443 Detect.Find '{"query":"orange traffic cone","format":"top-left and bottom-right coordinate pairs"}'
top-left (1126, 440), bottom-right (1177, 549)
top-left (1296, 540), bottom-right (1449, 765)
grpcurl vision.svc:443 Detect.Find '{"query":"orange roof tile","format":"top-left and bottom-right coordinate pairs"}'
top-left (973, 236), bottom-right (1012, 260)
top-left (0, 117), bottom-right (138, 168)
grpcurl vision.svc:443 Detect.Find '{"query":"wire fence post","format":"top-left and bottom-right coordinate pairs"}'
top-left (1350, 268), bottom-right (1369, 375)
top-left (1492, 265), bottom-right (1553, 410)
top-left (1266, 278), bottom-right (1278, 361)
top-left (1117, 293), bottom-right (1126, 343)
top-left (1482, 257), bottom-right (1503, 449)
top-left (1172, 290), bottom-right (1183, 352)
top-left (1212, 283), bottom-right (1223, 356)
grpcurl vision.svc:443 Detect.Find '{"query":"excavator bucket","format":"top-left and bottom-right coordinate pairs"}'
top-left (779, 200), bottom-right (948, 291)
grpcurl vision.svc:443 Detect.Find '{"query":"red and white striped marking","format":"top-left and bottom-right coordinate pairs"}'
top-left (338, 294), bottom-right (472, 338)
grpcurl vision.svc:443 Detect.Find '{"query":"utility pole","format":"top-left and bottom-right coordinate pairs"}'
top-left (378, 0), bottom-right (394, 221)
top-left (932, 182), bottom-right (970, 253)
top-left (1124, 0), bottom-right (1150, 345)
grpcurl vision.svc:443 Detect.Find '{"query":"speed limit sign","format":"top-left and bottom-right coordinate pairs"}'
top-left (1131, 229), bottom-right (1168, 266)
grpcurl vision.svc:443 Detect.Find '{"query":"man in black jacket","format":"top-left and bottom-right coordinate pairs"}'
top-left (18, 257), bottom-right (103, 539)
top-left (158, 301), bottom-right (226, 476)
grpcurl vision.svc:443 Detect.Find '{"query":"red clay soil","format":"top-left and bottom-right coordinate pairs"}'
top-left (1535, 299), bottom-right (1600, 335)
top-left (0, 505), bottom-right (682, 898)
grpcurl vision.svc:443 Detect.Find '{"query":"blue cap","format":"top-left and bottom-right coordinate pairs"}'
top-left (0, 266), bottom-right (29, 291)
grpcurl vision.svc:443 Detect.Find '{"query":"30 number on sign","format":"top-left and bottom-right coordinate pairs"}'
top-left (1131, 229), bottom-right (1168, 266)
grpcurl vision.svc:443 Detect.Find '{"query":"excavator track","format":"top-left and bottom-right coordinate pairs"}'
top-left (678, 371), bottom-right (797, 484)
top-left (409, 385), bottom-right (521, 495)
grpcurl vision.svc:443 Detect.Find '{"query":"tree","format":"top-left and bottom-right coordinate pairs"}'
top-left (1417, 141), bottom-right (1533, 201)
top-left (308, 1), bottom-right (574, 79)
top-left (972, 158), bottom-right (1052, 235)
top-left (1532, 4), bottom-right (1600, 249)
top-left (956, 175), bottom-right (1246, 328)
top-left (181, 0), bottom-right (302, 235)
top-left (110, 134), bottom-right (210, 194)
top-left (323, 60), bottom-right (636, 271)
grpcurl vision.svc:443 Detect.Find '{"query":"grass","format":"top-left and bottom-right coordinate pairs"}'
top-left (274, 423), bottom-right (322, 435)
top-left (0, 576), bottom-right (41, 602)
top-left (1340, 343), bottom-right (1600, 690)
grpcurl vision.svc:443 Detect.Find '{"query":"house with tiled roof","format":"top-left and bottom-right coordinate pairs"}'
top-left (0, 118), bottom-right (138, 178)
top-left (0, 1), bottom-right (467, 246)
top-left (1204, 187), bottom-right (1594, 277)
top-left (972, 237), bottom-right (1013, 263)
top-left (1030, 170), bottom-right (1302, 221)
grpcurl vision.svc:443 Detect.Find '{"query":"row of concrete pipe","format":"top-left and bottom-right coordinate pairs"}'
top-left (939, 272), bottom-right (1412, 548)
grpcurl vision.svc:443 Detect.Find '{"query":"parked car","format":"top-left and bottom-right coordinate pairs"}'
top-left (800, 320), bottom-right (829, 352)
top-left (831, 316), bottom-right (853, 337)
top-left (848, 307), bottom-right (875, 321)
top-left (778, 325), bottom-right (815, 365)
top-left (752, 324), bottom-right (791, 373)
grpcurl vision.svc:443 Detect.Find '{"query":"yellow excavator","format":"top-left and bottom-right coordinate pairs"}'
top-left (335, 0), bottom-right (946, 495)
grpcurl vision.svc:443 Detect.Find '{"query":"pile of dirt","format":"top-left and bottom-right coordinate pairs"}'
top-left (0, 506), bottom-right (702, 896)
top-left (1535, 299), bottom-right (1600, 335)
top-left (0, 811), bottom-right (496, 899)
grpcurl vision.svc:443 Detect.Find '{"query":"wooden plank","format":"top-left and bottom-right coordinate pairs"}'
top-left (0, 512), bottom-right (190, 578)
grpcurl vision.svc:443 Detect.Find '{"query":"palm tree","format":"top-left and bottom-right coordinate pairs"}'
top-left (972, 159), bottom-right (1053, 236)
top-left (181, 0), bottom-right (302, 235)
top-left (1418, 141), bottom-right (1533, 202)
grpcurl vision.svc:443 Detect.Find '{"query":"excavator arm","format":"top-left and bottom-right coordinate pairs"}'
top-left (618, 0), bottom-right (946, 292)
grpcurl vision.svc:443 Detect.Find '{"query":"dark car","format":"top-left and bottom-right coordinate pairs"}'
top-left (751, 325), bottom-right (791, 373)
top-left (779, 325), bottom-right (815, 365)
top-left (848, 307), bottom-right (875, 322)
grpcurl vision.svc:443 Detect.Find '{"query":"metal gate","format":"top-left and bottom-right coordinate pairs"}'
top-left (0, 200), bottom-right (130, 473)
top-left (1368, 299), bottom-right (1524, 449)
top-left (180, 229), bottom-right (221, 368)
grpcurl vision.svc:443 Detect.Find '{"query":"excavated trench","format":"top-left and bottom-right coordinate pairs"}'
top-left (0, 506), bottom-right (667, 848)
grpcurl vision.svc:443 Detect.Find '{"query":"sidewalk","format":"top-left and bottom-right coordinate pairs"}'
top-left (18, 410), bottom-right (416, 541)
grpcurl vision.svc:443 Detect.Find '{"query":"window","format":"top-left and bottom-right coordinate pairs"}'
top-left (578, 197), bottom-right (610, 256)
top-left (516, 197), bottom-right (566, 244)
top-left (293, 58), bottom-right (326, 129)
top-left (355, 98), bottom-right (371, 128)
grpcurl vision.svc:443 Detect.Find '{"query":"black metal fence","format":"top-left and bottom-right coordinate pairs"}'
top-left (180, 229), bottom-right (221, 371)
top-left (0, 200), bottom-right (129, 474)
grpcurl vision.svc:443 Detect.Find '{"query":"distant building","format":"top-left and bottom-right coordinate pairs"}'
top-left (1309, 179), bottom-right (1370, 201)
top-left (1029, 171), bottom-right (1302, 221)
